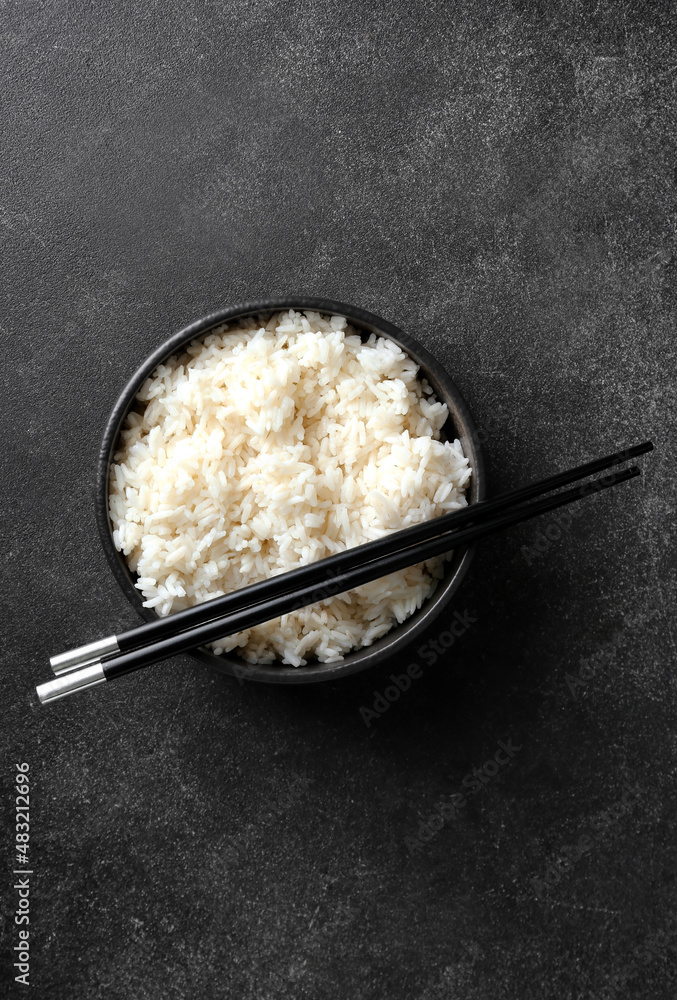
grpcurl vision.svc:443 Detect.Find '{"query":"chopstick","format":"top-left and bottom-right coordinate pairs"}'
top-left (37, 458), bottom-right (645, 704)
top-left (49, 440), bottom-right (654, 676)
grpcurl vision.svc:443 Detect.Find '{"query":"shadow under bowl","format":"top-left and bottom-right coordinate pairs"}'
top-left (96, 297), bottom-right (486, 684)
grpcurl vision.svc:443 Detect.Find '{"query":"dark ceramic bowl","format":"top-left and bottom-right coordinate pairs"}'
top-left (96, 297), bottom-right (485, 684)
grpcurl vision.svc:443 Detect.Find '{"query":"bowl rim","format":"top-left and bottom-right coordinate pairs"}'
top-left (96, 297), bottom-right (486, 684)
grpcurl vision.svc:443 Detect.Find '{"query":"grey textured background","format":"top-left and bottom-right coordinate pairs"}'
top-left (2, 1), bottom-right (676, 997)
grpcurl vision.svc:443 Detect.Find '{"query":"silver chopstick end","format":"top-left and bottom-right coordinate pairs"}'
top-left (37, 661), bottom-right (106, 705)
top-left (50, 635), bottom-right (120, 675)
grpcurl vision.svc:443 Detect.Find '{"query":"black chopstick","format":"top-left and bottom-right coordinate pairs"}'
top-left (37, 462), bottom-right (642, 703)
top-left (49, 440), bottom-right (653, 675)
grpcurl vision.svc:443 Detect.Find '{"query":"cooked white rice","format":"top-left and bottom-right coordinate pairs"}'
top-left (109, 310), bottom-right (471, 666)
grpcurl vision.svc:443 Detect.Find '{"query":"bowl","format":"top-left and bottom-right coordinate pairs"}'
top-left (96, 297), bottom-right (485, 684)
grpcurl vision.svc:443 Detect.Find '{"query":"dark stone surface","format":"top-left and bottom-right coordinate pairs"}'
top-left (1, 1), bottom-right (676, 997)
